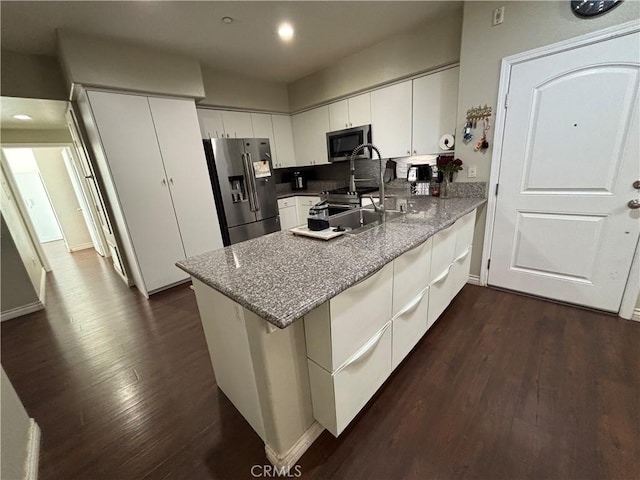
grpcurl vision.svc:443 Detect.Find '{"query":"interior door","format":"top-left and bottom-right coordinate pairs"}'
top-left (489, 32), bottom-right (640, 312)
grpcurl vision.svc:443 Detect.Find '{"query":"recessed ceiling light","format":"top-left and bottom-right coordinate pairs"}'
top-left (12, 114), bottom-right (32, 121)
top-left (278, 23), bottom-right (294, 41)
top-left (221, 16), bottom-right (233, 24)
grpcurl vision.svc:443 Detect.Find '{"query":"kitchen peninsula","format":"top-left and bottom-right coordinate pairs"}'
top-left (177, 193), bottom-right (485, 468)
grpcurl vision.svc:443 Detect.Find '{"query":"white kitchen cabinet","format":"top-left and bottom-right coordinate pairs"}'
top-left (429, 222), bottom-right (457, 285)
top-left (371, 81), bottom-right (412, 158)
top-left (305, 262), bottom-right (393, 372)
top-left (392, 236), bottom-right (432, 316)
top-left (307, 321), bottom-right (392, 437)
top-left (86, 91), bottom-right (223, 296)
top-left (250, 113), bottom-right (276, 159)
top-left (451, 246), bottom-right (472, 298)
top-left (197, 109), bottom-right (225, 139)
top-left (271, 115), bottom-right (296, 169)
top-left (412, 67), bottom-right (460, 155)
top-left (296, 196), bottom-right (321, 225)
top-left (279, 205), bottom-right (299, 230)
top-left (292, 106), bottom-right (330, 166)
top-left (196, 109), bottom-right (253, 139)
top-left (221, 111), bottom-right (254, 138)
top-left (329, 93), bottom-right (371, 131)
top-left (392, 287), bottom-right (429, 370)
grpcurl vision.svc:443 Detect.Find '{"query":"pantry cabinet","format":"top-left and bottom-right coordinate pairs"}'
top-left (85, 91), bottom-right (223, 297)
top-left (412, 67), bottom-right (460, 155)
top-left (370, 81), bottom-right (412, 158)
top-left (292, 106), bottom-right (331, 166)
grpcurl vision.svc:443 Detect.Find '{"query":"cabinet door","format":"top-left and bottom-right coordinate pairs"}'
top-left (148, 97), bottom-right (224, 258)
top-left (371, 81), bottom-right (412, 158)
top-left (292, 106), bottom-right (330, 166)
top-left (87, 91), bottom-right (187, 292)
top-left (392, 237), bottom-right (432, 316)
top-left (279, 205), bottom-right (299, 230)
top-left (272, 115), bottom-right (296, 169)
top-left (251, 113), bottom-right (277, 164)
top-left (329, 100), bottom-right (350, 131)
top-left (348, 93), bottom-right (371, 128)
top-left (196, 109), bottom-right (225, 139)
top-left (392, 287), bottom-right (429, 370)
top-left (221, 111), bottom-right (254, 138)
top-left (412, 67), bottom-right (460, 155)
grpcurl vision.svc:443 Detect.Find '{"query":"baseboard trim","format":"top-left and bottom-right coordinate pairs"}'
top-left (265, 421), bottom-right (324, 469)
top-left (631, 308), bottom-right (640, 322)
top-left (39, 268), bottom-right (47, 305)
top-left (25, 419), bottom-right (41, 480)
top-left (467, 274), bottom-right (481, 286)
top-left (1, 301), bottom-right (44, 322)
top-left (68, 242), bottom-right (94, 252)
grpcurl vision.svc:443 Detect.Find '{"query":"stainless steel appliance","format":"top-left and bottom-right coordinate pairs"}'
top-left (292, 171), bottom-right (306, 190)
top-left (326, 125), bottom-right (372, 162)
top-left (320, 186), bottom-right (379, 215)
top-left (203, 138), bottom-right (280, 246)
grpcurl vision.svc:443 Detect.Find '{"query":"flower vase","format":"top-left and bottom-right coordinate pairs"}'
top-left (441, 177), bottom-right (450, 198)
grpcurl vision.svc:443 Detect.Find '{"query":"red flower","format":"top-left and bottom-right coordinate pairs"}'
top-left (453, 158), bottom-right (463, 166)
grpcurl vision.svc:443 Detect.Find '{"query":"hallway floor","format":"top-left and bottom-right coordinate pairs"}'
top-left (2, 241), bottom-right (639, 479)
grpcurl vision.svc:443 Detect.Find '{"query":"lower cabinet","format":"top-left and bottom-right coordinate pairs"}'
top-left (278, 196), bottom-right (322, 230)
top-left (305, 208), bottom-right (477, 437)
top-left (307, 322), bottom-right (392, 437)
top-left (296, 196), bottom-right (321, 226)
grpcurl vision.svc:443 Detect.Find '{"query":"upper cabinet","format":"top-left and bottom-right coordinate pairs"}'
top-left (250, 112), bottom-right (276, 158)
top-left (412, 67), bottom-right (460, 155)
top-left (371, 81), bottom-right (412, 158)
top-left (329, 93), bottom-right (371, 131)
top-left (197, 109), bottom-right (253, 139)
top-left (292, 106), bottom-right (330, 166)
top-left (271, 115), bottom-right (296, 169)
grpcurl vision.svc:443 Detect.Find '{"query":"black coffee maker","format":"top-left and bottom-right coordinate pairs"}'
top-left (292, 171), bottom-right (306, 190)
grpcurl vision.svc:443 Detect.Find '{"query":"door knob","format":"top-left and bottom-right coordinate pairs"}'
top-left (633, 180), bottom-right (640, 189)
top-left (628, 199), bottom-right (640, 209)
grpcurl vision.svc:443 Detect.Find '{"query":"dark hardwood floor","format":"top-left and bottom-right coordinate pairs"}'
top-left (2, 241), bottom-right (639, 480)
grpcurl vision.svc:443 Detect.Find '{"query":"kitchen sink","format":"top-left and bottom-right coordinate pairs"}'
top-left (328, 208), bottom-right (403, 235)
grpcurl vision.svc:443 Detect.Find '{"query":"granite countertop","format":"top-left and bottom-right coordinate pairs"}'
top-left (177, 194), bottom-right (486, 329)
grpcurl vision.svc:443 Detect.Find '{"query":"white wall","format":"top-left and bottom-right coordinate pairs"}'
top-left (57, 30), bottom-right (205, 99)
top-left (1, 129), bottom-right (72, 144)
top-left (200, 67), bottom-right (290, 113)
top-left (1, 214), bottom-right (39, 313)
top-left (453, 0), bottom-right (640, 277)
top-left (34, 147), bottom-right (92, 251)
top-left (287, 8), bottom-right (463, 112)
top-left (1, 366), bottom-right (37, 480)
top-left (0, 50), bottom-right (68, 101)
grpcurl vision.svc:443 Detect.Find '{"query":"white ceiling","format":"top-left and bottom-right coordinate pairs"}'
top-left (0, 97), bottom-right (69, 130)
top-left (0, 1), bottom-right (462, 84)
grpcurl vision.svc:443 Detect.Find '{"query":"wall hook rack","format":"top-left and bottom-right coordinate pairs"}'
top-left (466, 105), bottom-right (492, 121)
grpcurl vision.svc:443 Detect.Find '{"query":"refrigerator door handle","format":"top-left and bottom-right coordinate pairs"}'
top-left (246, 152), bottom-right (261, 212)
top-left (241, 153), bottom-right (257, 212)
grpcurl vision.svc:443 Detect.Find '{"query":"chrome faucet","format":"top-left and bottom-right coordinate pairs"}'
top-left (349, 143), bottom-right (385, 221)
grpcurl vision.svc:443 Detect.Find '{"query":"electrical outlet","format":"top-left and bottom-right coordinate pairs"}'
top-left (493, 6), bottom-right (505, 26)
top-left (468, 165), bottom-right (477, 178)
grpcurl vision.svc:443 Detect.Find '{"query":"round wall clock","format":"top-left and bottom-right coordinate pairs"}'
top-left (571, 0), bottom-right (623, 17)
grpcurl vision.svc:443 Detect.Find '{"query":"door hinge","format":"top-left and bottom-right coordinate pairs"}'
top-left (495, 183), bottom-right (499, 196)
top-left (504, 93), bottom-right (509, 109)
top-left (487, 259), bottom-right (491, 270)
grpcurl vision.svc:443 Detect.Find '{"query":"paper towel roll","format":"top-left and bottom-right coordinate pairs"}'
top-left (439, 134), bottom-right (455, 150)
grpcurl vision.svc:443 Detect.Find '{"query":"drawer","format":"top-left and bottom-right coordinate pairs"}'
top-left (392, 286), bottom-right (429, 370)
top-left (307, 322), bottom-right (392, 437)
top-left (427, 263), bottom-right (454, 329)
top-left (429, 222), bottom-right (456, 283)
top-left (392, 237), bottom-right (432, 316)
top-left (304, 263), bottom-right (393, 372)
top-left (296, 196), bottom-right (322, 207)
top-left (450, 246), bottom-right (472, 299)
top-left (453, 210), bottom-right (476, 259)
top-left (277, 197), bottom-right (295, 209)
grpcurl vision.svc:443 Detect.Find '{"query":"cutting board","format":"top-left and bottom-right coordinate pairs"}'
top-left (289, 225), bottom-right (348, 240)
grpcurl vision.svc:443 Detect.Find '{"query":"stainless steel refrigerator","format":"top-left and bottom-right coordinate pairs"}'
top-left (203, 138), bottom-right (280, 246)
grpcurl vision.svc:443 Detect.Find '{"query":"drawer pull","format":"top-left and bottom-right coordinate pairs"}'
top-left (394, 286), bottom-right (428, 319)
top-left (453, 247), bottom-right (471, 264)
top-left (333, 322), bottom-right (390, 375)
top-left (431, 264), bottom-right (452, 286)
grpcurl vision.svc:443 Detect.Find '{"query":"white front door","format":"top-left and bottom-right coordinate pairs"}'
top-left (489, 32), bottom-right (640, 312)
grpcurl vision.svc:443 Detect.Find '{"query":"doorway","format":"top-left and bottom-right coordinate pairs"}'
top-left (484, 25), bottom-right (640, 316)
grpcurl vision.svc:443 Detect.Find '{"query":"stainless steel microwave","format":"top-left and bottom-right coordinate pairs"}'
top-left (326, 125), bottom-right (372, 162)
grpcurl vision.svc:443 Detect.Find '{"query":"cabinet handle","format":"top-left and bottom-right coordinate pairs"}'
top-left (345, 123), bottom-right (349, 128)
top-left (169, 178), bottom-right (174, 185)
top-left (333, 322), bottom-right (390, 375)
top-left (161, 178), bottom-right (167, 186)
top-left (453, 247), bottom-right (472, 264)
top-left (406, 150), bottom-right (410, 155)
top-left (394, 286), bottom-right (429, 319)
top-left (431, 264), bottom-right (453, 286)
top-left (413, 150), bottom-right (417, 155)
